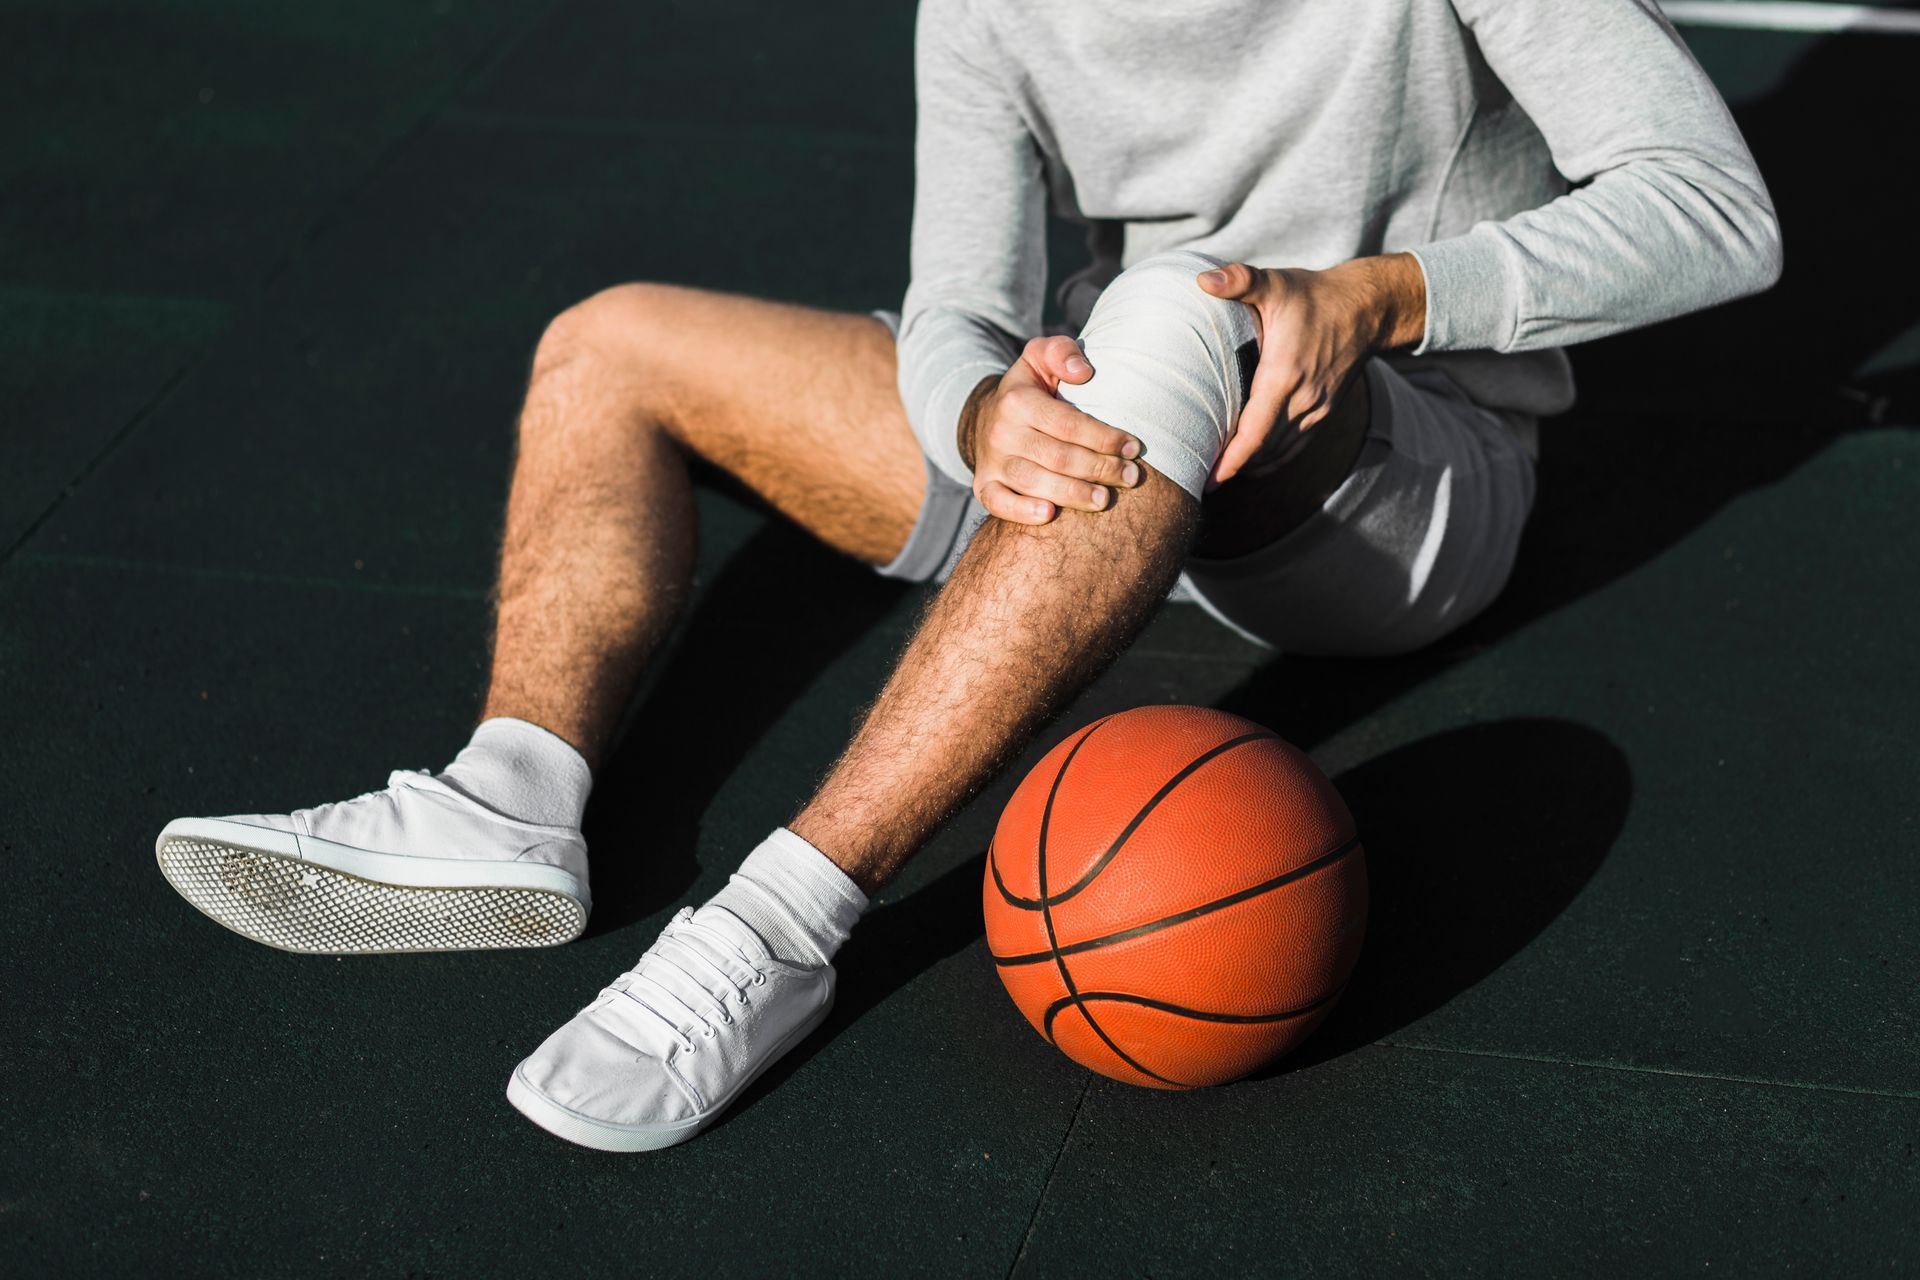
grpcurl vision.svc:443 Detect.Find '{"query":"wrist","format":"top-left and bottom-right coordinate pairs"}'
top-left (956, 374), bottom-right (999, 470)
top-left (1340, 253), bottom-right (1427, 353)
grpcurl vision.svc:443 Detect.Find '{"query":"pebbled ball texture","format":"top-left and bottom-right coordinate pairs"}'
top-left (984, 705), bottom-right (1366, 1088)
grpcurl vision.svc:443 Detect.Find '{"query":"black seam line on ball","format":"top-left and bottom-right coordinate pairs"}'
top-left (991, 832), bottom-right (1361, 968)
top-left (1037, 723), bottom-right (1180, 1086)
top-left (990, 730), bottom-right (1279, 910)
top-left (1040, 987), bottom-right (1340, 1044)
top-left (987, 716), bottom-right (1113, 910)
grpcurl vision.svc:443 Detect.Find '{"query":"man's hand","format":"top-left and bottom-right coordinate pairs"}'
top-left (1196, 253), bottom-right (1427, 487)
top-left (959, 335), bottom-right (1143, 524)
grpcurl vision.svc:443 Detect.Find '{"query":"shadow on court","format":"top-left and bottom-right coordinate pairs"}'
top-left (723, 716), bottom-right (1627, 1118)
top-left (581, 514), bottom-right (908, 934)
top-left (1282, 718), bottom-right (1631, 1070)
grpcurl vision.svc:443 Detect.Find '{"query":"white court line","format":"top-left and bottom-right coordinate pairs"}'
top-left (1663, 1), bottom-right (1920, 34)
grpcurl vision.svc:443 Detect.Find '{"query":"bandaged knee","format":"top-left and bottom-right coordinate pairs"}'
top-left (1056, 250), bottom-right (1260, 501)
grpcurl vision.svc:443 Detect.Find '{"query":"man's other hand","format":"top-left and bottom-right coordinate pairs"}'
top-left (1196, 253), bottom-right (1426, 488)
top-left (958, 336), bottom-right (1143, 525)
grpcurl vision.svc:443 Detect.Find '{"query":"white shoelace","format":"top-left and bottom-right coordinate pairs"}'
top-left (600, 909), bottom-right (769, 1058)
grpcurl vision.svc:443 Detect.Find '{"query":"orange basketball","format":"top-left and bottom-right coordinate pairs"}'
top-left (984, 705), bottom-right (1366, 1088)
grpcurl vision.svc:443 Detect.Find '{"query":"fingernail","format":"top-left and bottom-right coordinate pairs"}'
top-left (1064, 356), bottom-right (1091, 378)
top-left (1199, 269), bottom-right (1227, 288)
top-left (1122, 462), bottom-right (1140, 486)
top-left (1092, 487), bottom-right (1110, 510)
top-left (1122, 438), bottom-right (1141, 459)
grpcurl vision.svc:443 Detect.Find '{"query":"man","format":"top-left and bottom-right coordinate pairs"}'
top-left (155, 0), bottom-right (1778, 1151)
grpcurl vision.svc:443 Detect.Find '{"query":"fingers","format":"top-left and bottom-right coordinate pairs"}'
top-left (1196, 261), bottom-right (1262, 301)
top-left (978, 350), bottom-right (1150, 517)
top-left (1002, 455), bottom-right (1114, 514)
top-left (1215, 369), bottom-right (1291, 485)
top-left (1028, 396), bottom-right (1141, 460)
top-left (1030, 435), bottom-right (1141, 489)
top-left (1210, 429), bottom-right (1265, 489)
top-left (990, 400), bottom-right (1141, 489)
top-left (1022, 334), bottom-right (1093, 389)
top-left (975, 478), bottom-right (1055, 525)
top-left (1214, 373), bottom-right (1334, 486)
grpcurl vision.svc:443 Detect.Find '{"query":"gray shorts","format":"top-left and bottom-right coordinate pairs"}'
top-left (872, 307), bottom-right (1538, 657)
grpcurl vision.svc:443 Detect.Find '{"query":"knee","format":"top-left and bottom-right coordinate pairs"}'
top-left (522, 284), bottom-right (678, 448)
top-left (1056, 250), bottom-right (1260, 501)
top-left (530, 281), bottom-right (687, 386)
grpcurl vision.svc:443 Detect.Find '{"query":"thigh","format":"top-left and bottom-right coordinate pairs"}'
top-left (1179, 362), bottom-right (1539, 656)
top-left (578, 284), bottom-right (926, 566)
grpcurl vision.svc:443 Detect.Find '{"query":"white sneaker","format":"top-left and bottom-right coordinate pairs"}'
top-left (154, 770), bottom-right (590, 954)
top-left (507, 905), bottom-right (833, 1152)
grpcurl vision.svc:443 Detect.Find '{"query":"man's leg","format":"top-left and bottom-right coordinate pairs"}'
top-left (483, 284), bottom-right (928, 767)
top-left (790, 469), bottom-right (1195, 892)
top-left (508, 251), bottom-right (1332, 1153)
top-left (155, 285), bottom-right (929, 955)
top-left (508, 462), bottom-right (1202, 1151)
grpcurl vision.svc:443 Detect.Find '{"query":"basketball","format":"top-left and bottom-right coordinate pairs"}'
top-left (983, 705), bottom-right (1366, 1088)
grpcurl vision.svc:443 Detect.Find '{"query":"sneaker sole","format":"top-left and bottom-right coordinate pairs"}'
top-left (505, 990), bottom-right (834, 1153)
top-left (155, 818), bottom-right (588, 955)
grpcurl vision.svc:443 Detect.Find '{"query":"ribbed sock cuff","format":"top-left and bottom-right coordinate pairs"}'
top-left (709, 828), bottom-right (868, 965)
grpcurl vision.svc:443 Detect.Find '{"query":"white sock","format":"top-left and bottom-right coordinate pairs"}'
top-left (696, 828), bottom-right (868, 966)
top-left (435, 717), bottom-right (593, 829)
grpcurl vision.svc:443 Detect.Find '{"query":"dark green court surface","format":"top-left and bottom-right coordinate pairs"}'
top-left (5, 3), bottom-right (1917, 1275)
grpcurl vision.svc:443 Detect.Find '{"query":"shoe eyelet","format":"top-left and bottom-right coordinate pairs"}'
top-left (735, 992), bottom-right (749, 1005)
top-left (753, 974), bottom-right (767, 986)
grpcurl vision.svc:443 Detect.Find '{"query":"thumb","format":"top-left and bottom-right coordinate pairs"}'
top-left (1022, 334), bottom-right (1093, 392)
top-left (1196, 261), bottom-right (1263, 301)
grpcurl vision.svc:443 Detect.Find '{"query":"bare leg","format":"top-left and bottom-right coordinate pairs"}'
top-left (790, 467), bottom-right (1197, 893)
top-left (481, 285), bottom-right (926, 768)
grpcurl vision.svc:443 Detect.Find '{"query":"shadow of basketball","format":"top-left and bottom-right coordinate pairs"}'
top-left (729, 715), bottom-right (1627, 1119)
top-left (1270, 716), bottom-right (1631, 1074)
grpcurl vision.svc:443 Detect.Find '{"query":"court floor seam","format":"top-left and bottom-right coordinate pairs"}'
top-left (1007, 1074), bottom-right (1094, 1278)
top-left (0, 364), bottom-right (200, 568)
top-left (1380, 1038), bottom-right (1920, 1102)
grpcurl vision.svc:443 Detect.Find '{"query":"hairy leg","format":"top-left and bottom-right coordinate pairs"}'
top-left (482, 285), bottom-right (925, 767)
top-left (790, 468), bottom-right (1197, 892)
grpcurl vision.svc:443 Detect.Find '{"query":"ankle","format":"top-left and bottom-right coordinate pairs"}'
top-left (785, 811), bottom-right (902, 897)
top-left (699, 828), bottom-right (868, 965)
top-left (437, 717), bottom-right (593, 829)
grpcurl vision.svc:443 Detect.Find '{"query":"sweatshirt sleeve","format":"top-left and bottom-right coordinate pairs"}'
top-left (898, 0), bottom-right (1048, 485)
top-left (1411, 0), bottom-right (1783, 355)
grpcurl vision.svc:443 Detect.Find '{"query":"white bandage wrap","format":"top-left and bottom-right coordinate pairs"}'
top-left (1055, 250), bottom-right (1262, 501)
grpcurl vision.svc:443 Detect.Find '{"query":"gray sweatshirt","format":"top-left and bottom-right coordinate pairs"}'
top-left (898, 0), bottom-right (1782, 485)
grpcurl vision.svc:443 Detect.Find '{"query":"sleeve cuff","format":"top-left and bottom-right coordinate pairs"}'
top-left (1408, 231), bottom-right (1522, 355)
top-left (916, 359), bottom-right (1005, 487)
